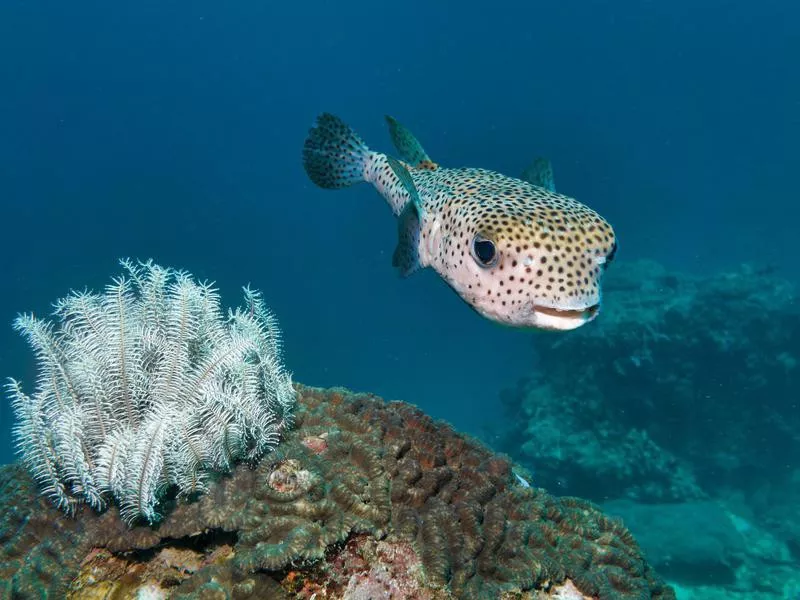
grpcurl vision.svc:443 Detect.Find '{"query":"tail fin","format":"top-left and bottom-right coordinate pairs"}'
top-left (303, 113), bottom-right (372, 189)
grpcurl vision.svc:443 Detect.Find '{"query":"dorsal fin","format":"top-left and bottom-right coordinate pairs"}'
top-left (385, 116), bottom-right (439, 170)
top-left (521, 157), bottom-right (556, 193)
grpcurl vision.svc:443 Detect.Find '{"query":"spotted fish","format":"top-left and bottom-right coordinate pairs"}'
top-left (302, 113), bottom-right (617, 331)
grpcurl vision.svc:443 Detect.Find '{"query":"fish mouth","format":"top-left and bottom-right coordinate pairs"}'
top-left (531, 303), bottom-right (600, 331)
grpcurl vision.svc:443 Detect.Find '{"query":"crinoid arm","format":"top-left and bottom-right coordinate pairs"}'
top-left (6, 259), bottom-right (296, 525)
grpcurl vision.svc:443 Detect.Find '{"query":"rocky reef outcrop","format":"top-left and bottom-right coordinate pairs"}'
top-left (493, 259), bottom-right (800, 598)
top-left (0, 385), bottom-right (674, 600)
top-left (496, 260), bottom-right (799, 504)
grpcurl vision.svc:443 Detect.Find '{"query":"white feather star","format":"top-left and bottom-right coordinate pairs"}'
top-left (6, 259), bottom-right (296, 525)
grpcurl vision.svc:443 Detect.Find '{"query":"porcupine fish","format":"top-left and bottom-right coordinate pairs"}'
top-left (302, 113), bottom-right (617, 331)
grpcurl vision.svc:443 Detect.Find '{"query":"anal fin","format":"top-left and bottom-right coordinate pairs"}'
top-left (386, 156), bottom-right (424, 277)
top-left (392, 201), bottom-right (422, 277)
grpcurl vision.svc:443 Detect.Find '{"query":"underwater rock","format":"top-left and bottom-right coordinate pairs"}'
top-left (603, 500), bottom-right (747, 585)
top-left (0, 385), bottom-right (674, 600)
top-left (495, 259), bottom-right (799, 504)
top-left (603, 498), bottom-right (800, 600)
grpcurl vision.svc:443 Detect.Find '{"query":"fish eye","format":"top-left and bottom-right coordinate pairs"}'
top-left (471, 234), bottom-right (498, 268)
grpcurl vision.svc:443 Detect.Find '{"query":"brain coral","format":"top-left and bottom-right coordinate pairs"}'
top-left (0, 385), bottom-right (674, 600)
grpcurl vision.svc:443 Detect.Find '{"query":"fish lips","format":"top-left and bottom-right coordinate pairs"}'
top-left (468, 295), bottom-right (600, 330)
top-left (528, 302), bottom-right (600, 331)
top-left (455, 279), bottom-right (601, 331)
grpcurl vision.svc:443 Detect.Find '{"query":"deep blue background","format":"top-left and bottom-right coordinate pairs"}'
top-left (0, 0), bottom-right (797, 462)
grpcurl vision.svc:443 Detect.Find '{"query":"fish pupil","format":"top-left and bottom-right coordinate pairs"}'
top-left (472, 236), bottom-right (497, 267)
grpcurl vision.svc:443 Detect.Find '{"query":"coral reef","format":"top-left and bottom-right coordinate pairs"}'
top-left (6, 260), bottom-right (295, 524)
top-left (491, 259), bottom-right (800, 598)
top-left (495, 259), bottom-right (799, 504)
top-left (0, 385), bottom-right (674, 599)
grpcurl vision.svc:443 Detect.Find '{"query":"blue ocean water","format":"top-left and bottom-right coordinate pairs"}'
top-left (0, 1), bottom-right (798, 597)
